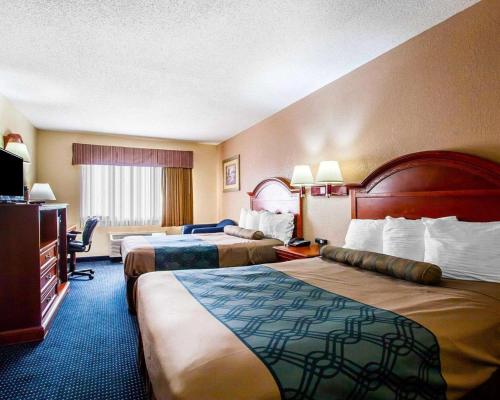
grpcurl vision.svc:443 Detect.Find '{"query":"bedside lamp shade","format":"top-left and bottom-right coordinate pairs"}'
top-left (30, 183), bottom-right (56, 202)
top-left (291, 165), bottom-right (314, 187)
top-left (315, 161), bottom-right (343, 184)
top-left (3, 133), bottom-right (31, 163)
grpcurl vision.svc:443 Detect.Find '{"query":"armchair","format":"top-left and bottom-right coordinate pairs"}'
top-left (181, 219), bottom-right (236, 234)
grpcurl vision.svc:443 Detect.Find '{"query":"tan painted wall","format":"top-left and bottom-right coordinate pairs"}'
top-left (0, 96), bottom-right (37, 187)
top-left (37, 130), bottom-right (218, 256)
top-left (217, 0), bottom-right (500, 246)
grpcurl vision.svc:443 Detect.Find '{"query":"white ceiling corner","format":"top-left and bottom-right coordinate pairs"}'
top-left (0, 0), bottom-right (479, 143)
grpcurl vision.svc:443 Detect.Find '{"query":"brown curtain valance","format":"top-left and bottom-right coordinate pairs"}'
top-left (72, 143), bottom-right (193, 168)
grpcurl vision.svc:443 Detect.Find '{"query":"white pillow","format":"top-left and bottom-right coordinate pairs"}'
top-left (344, 219), bottom-right (385, 253)
top-left (383, 216), bottom-right (457, 261)
top-left (245, 210), bottom-right (262, 230)
top-left (423, 219), bottom-right (500, 282)
top-left (238, 208), bottom-right (249, 228)
top-left (259, 212), bottom-right (294, 244)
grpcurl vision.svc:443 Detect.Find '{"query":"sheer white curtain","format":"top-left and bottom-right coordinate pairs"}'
top-left (80, 165), bottom-right (163, 226)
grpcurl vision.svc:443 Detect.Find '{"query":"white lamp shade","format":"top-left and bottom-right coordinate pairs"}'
top-left (5, 142), bottom-right (31, 163)
top-left (30, 183), bottom-right (56, 201)
top-left (315, 161), bottom-right (343, 184)
top-left (291, 165), bottom-right (314, 186)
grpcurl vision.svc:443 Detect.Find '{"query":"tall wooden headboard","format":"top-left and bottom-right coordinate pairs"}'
top-left (248, 177), bottom-right (303, 238)
top-left (351, 151), bottom-right (500, 221)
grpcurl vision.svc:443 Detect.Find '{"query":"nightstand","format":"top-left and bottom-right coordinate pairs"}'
top-left (273, 244), bottom-right (321, 261)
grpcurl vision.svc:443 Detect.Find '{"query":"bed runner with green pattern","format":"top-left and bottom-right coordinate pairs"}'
top-left (146, 236), bottom-right (219, 271)
top-left (174, 264), bottom-right (446, 400)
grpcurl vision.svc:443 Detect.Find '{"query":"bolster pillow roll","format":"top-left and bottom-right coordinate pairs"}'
top-left (224, 225), bottom-right (264, 240)
top-left (320, 245), bottom-right (442, 285)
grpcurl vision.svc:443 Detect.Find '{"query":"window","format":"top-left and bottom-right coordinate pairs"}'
top-left (80, 165), bottom-right (163, 226)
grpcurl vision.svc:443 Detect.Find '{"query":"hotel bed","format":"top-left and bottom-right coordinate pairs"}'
top-left (123, 177), bottom-right (302, 309)
top-left (135, 151), bottom-right (500, 399)
top-left (122, 232), bottom-right (282, 277)
top-left (138, 257), bottom-right (499, 400)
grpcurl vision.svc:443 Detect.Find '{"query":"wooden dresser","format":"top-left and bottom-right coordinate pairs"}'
top-left (0, 203), bottom-right (70, 345)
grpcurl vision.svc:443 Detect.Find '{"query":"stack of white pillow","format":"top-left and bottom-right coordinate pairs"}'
top-left (238, 208), bottom-right (294, 244)
top-left (344, 216), bottom-right (500, 282)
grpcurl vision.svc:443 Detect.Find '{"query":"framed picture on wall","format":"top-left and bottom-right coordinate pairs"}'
top-left (222, 155), bottom-right (240, 192)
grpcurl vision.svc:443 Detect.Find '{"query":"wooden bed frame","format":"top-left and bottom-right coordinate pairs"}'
top-left (248, 177), bottom-right (303, 238)
top-left (350, 150), bottom-right (500, 221)
top-left (349, 150), bottom-right (500, 399)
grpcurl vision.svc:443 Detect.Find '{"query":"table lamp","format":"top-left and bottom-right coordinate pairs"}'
top-left (30, 183), bottom-right (56, 203)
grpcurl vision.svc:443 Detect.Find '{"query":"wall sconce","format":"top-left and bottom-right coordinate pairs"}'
top-left (312, 160), bottom-right (348, 196)
top-left (290, 165), bottom-right (314, 197)
top-left (3, 133), bottom-right (31, 163)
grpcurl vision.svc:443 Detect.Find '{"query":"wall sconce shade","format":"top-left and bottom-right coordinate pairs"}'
top-left (291, 165), bottom-right (314, 198)
top-left (291, 165), bottom-right (314, 187)
top-left (311, 160), bottom-right (348, 197)
top-left (315, 161), bottom-right (343, 184)
top-left (3, 133), bottom-right (31, 163)
top-left (30, 183), bottom-right (56, 202)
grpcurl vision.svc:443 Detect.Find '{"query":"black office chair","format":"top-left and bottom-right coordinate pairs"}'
top-left (67, 217), bottom-right (99, 280)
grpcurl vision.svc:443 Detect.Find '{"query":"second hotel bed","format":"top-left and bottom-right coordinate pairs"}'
top-left (122, 177), bottom-right (303, 309)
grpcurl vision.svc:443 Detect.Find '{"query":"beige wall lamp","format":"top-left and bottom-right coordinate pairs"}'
top-left (3, 133), bottom-right (31, 163)
top-left (290, 165), bottom-right (314, 197)
top-left (312, 160), bottom-right (348, 196)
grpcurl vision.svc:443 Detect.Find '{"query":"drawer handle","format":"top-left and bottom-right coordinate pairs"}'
top-left (45, 296), bottom-right (53, 304)
top-left (45, 254), bottom-right (51, 260)
top-left (45, 273), bottom-right (53, 281)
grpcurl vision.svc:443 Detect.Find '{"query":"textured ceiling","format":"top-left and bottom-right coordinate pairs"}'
top-left (0, 0), bottom-right (478, 143)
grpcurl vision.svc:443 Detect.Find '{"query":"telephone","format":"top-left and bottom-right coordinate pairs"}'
top-left (288, 237), bottom-right (311, 247)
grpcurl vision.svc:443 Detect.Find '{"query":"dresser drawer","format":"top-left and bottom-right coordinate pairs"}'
top-left (41, 277), bottom-right (58, 318)
top-left (40, 241), bottom-right (58, 268)
top-left (40, 260), bottom-right (57, 293)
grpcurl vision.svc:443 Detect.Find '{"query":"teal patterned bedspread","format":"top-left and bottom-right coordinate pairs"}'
top-left (174, 265), bottom-right (446, 400)
top-left (145, 236), bottom-right (219, 271)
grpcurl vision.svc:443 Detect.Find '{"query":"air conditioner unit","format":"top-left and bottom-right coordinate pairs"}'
top-left (109, 232), bottom-right (164, 259)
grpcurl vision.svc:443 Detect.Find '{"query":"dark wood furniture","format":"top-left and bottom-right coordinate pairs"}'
top-left (0, 203), bottom-right (70, 345)
top-left (248, 177), bottom-right (303, 238)
top-left (274, 244), bottom-right (320, 261)
top-left (350, 151), bottom-right (500, 221)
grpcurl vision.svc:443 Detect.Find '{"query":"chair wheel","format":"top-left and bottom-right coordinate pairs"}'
top-left (89, 275), bottom-right (94, 280)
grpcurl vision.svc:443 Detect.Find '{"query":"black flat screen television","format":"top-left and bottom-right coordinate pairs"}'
top-left (0, 148), bottom-right (24, 202)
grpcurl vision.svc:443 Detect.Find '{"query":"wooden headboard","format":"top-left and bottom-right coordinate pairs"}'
top-left (351, 151), bottom-right (500, 222)
top-left (248, 177), bottom-right (303, 238)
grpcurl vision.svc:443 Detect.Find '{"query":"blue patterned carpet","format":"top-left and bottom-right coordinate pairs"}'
top-left (0, 261), bottom-right (148, 400)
